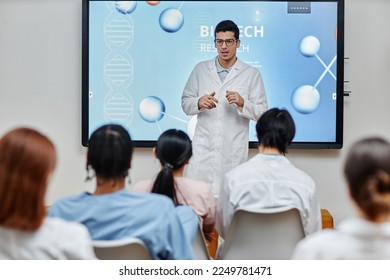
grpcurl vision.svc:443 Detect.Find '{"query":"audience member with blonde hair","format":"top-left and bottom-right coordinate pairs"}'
top-left (0, 127), bottom-right (95, 259)
top-left (292, 137), bottom-right (390, 259)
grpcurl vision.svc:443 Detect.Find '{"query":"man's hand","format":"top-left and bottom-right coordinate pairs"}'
top-left (226, 90), bottom-right (244, 108)
top-left (198, 92), bottom-right (218, 110)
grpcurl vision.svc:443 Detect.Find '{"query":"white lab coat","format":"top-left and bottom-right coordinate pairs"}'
top-left (292, 217), bottom-right (390, 259)
top-left (0, 217), bottom-right (96, 259)
top-left (216, 153), bottom-right (322, 239)
top-left (181, 57), bottom-right (267, 197)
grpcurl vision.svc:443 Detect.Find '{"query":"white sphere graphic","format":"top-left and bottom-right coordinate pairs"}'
top-left (291, 85), bottom-right (320, 114)
top-left (299, 36), bottom-right (320, 57)
top-left (187, 115), bottom-right (197, 139)
top-left (139, 96), bottom-right (165, 122)
top-left (115, 1), bottom-right (137, 14)
top-left (159, 8), bottom-right (184, 33)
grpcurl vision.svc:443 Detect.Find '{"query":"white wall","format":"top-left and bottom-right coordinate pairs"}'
top-left (0, 0), bottom-right (389, 225)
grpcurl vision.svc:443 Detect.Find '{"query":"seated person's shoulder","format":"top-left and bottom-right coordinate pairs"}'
top-left (136, 192), bottom-right (179, 214)
top-left (47, 192), bottom-right (90, 215)
top-left (179, 177), bottom-right (210, 190)
top-left (44, 216), bottom-right (89, 233)
top-left (298, 170), bottom-right (316, 187)
top-left (41, 217), bottom-right (92, 243)
top-left (174, 204), bottom-right (197, 217)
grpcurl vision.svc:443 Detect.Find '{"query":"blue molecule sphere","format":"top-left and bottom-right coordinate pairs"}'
top-left (159, 8), bottom-right (184, 33)
top-left (299, 36), bottom-right (320, 57)
top-left (115, 1), bottom-right (137, 15)
top-left (139, 96), bottom-right (165, 122)
top-left (291, 85), bottom-right (320, 114)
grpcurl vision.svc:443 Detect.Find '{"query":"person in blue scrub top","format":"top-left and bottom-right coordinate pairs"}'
top-left (48, 124), bottom-right (196, 260)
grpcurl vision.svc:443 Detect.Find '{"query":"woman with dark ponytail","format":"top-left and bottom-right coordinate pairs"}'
top-left (133, 129), bottom-right (216, 241)
top-left (293, 137), bottom-right (390, 259)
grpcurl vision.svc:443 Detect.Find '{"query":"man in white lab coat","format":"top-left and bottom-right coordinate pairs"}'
top-left (181, 20), bottom-right (268, 197)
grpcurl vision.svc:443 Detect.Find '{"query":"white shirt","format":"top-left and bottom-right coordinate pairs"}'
top-left (292, 217), bottom-right (390, 259)
top-left (182, 57), bottom-right (267, 197)
top-left (0, 217), bottom-right (96, 259)
top-left (216, 153), bottom-right (321, 238)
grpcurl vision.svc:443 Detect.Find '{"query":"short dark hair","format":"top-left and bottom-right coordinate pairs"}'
top-left (344, 137), bottom-right (390, 222)
top-left (87, 124), bottom-right (133, 179)
top-left (215, 20), bottom-right (239, 40)
top-left (256, 108), bottom-right (295, 154)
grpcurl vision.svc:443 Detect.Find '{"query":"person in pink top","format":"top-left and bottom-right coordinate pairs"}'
top-left (133, 129), bottom-right (216, 241)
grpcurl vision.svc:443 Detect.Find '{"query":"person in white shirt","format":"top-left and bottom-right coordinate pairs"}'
top-left (0, 127), bottom-right (95, 259)
top-left (292, 137), bottom-right (390, 259)
top-left (216, 108), bottom-right (321, 239)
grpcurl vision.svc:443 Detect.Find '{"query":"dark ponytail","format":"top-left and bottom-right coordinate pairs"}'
top-left (151, 129), bottom-right (192, 205)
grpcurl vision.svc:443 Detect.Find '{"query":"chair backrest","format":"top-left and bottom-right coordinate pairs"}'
top-left (192, 223), bottom-right (211, 260)
top-left (93, 238), bottom-right (152, 260)
top-left (218, 206), bottom-right (305, 260)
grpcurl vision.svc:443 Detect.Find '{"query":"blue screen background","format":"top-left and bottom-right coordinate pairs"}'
top-left (88, 1), bottom-right (339, 143)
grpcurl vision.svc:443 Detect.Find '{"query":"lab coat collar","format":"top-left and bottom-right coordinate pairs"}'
top-left (207, 57), bottom-right (247, 86)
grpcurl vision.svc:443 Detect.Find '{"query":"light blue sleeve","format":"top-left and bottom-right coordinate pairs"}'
top-left (174, 205), bottom-right (199, 244)
top-left (164, 205), bottom-right (196, 260)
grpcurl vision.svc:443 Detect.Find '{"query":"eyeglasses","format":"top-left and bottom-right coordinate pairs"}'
top-left (214, 38), bottom-right (238, 46)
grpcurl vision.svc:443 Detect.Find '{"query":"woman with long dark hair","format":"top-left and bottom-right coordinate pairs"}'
top-left (133, 129), bottom-right (216, 241)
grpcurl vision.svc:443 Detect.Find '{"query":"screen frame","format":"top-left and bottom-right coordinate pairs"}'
top-left (82, 0), bottom-right (345, 149)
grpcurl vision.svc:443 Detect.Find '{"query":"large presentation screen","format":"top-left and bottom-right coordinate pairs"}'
top-left (82, 0), bottom-right (344, 148)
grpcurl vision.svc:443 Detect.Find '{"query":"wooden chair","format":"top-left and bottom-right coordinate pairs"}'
top-left (321, 208), bottom-right (334, 229)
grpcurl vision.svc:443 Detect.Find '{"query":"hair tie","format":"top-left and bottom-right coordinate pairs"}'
top-left (164, 163), bottom-right (174, 170)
